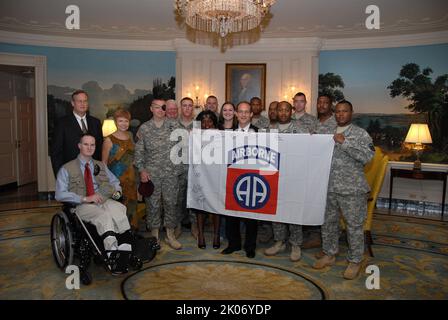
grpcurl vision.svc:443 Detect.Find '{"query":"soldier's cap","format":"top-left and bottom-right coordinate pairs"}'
top-left (138, 180), bottom-right (155, 198)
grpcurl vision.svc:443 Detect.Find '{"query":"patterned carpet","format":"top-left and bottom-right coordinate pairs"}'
top-left (0, 202), bottom-right (447, 300)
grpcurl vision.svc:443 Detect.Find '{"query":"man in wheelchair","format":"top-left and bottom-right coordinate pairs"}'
top-left (55, 133), bottom-right (139, 275)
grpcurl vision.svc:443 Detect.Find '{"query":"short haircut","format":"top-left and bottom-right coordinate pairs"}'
top-left (236, 101), bottom-right (252, 112)
top-left (318, 94), bottom-right (333, 104)
top-left (113, 108), bottom-right (131, 121)
top-left (250, 97), bottom-right (261, 103)
top-left (166, 99), bottom-right (177, 106)
top-left (294, 92), bottom-right (307, 100)
top-left (206, 95), bottom-right (218, 101)
top-left (196, 110), bottom-right (218, 128)
top-left (278, 101), bottom-right (293, 111)
top-left (72, 89), bottom-right (88, 100)
top-left (79, 133), bottom-right (96, 143)
top-left (336, 100), bottom-right (353, 111)
top-left (180, 97), bottom-right (194, 105)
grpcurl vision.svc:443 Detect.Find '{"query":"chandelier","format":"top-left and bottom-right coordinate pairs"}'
top-left (175, 0), bottom-right (276, 38)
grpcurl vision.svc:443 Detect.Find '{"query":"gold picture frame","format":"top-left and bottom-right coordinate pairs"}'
top-left (226, 63), bottom-right (266, 107)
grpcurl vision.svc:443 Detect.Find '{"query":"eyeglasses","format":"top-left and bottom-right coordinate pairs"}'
top-left (152, 104), bottom-right (166, 111)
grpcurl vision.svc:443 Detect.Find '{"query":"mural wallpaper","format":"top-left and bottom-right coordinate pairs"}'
top-left (0, 43), bottom-right (176, 151)
top-left (2, 43), bottom-right (447, 164)
top-left (319, 44), bottom-right (448, 164)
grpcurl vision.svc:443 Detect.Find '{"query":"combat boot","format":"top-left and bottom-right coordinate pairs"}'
top-left (264, 241), bottom-right (286, 256)
top-left (315, 250), bottom-right (338, 259)
top-left (166, 228), bottom-right (182, 250)
top-left (290, 245), bottom-right (302, 262)
top-left (313, 254), bottom-right (336, 269)
top-left (343, 262), bottom-right (362, 280)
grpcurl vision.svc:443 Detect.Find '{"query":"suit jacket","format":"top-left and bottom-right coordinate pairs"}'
top-left (233, 124), bottom-right (259, 132)
top-left (51, 113), bottom-right (103, 177)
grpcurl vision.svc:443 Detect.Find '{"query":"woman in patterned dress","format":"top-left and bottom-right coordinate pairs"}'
top-left (102, 109), bottom-right (138, 229)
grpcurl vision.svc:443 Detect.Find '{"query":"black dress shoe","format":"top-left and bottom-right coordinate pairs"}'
top-left (198, 237), bottom-right (206, 249)
top-left (246, 250), bottom-right (256, 258)
top-left (213, 237), bottom-right (221, 249)
top-left (221, 246), bottom-right (241, 254)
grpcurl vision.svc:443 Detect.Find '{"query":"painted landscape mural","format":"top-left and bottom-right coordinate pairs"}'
top-left (319, 44), bottom-right (448, 163)
top-left (0, 43), bottom-right (176, 151)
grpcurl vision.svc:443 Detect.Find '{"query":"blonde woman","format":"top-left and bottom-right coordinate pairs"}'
top-left (102, 109), bottom-right (138, 228)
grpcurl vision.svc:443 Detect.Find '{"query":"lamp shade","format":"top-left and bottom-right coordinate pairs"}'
top-left (404, 123), bottom-right (432, 144)
top-left (102, 119), bottom-right (117, 137)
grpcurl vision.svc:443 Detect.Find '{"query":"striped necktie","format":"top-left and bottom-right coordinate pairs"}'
top-left (80, 118), bottom-right (88, 133)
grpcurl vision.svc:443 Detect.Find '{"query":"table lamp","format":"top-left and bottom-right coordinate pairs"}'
top-left (102, 118), bottom-right (117, 137)
top-left (404, 123), bottom-right (432, 171)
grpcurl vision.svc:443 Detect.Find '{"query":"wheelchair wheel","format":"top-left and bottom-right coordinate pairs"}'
top-left (50, 212), bottom-right (74, 269)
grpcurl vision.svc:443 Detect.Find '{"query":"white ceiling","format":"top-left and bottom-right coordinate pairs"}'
top-left (0, 0), bottom-right (447, 41)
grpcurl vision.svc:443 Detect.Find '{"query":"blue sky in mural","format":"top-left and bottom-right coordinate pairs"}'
top-left (0, 43), bottom-right (175, 91)
top-left (319, 43), bottom-right (448, 114)
top-left (0, 43), bottom-right (175, 119)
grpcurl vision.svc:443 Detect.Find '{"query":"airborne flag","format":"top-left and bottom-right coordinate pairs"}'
top-left (187, 129), bottom-right (334, 225)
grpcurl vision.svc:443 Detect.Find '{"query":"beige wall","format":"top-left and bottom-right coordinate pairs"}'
top-left (175, 38), bottom-right (320, 115)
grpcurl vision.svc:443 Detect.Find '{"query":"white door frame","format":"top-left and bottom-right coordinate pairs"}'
top-left (0, 52), bottom-right (48, 192)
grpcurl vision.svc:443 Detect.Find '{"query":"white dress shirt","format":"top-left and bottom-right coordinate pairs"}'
top-left (73, 112), bottom-right (88, 131)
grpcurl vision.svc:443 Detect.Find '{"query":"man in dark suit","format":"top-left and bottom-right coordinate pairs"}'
top-left (51, 90), bottom-right (103, 177)
top-left (221, 101), bottom-right (259, 258)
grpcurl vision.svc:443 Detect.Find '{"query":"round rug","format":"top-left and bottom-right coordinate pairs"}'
top-left (121, 260), bottom-right (327, 300)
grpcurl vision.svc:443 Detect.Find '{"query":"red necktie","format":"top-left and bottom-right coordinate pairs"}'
top-left (84, 163), bottom-right (95, 196)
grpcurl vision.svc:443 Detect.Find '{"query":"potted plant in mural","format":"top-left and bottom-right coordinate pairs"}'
top-left (388, 63), bottom-right (448, 163)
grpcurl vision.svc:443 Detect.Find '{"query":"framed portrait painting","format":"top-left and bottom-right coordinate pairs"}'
top-left (226, 63), bottom-right (266, 107)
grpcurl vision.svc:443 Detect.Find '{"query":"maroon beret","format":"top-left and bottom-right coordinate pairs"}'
top-left (138, 180), bottom-right (155, 198)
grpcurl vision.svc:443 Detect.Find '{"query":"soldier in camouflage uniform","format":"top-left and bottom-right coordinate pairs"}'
top-left (303, 94), bottom-right (338, 251)
top-left (268, 101), bottom-right (279, 129)
top-left (291, 92), bottom-right (317, 132)
top-left (250, 97), bottom-right (270, 130)
top-left (313, 100), bottom-right (375, 280)
top-left (135, 99), bottom-right (183, 250)
top-left (314, 94), bottom-right (337, 134)
top-left (175, 97), bottom-right (198, 239)
top-left (264, 101), bottom-right (308, 262)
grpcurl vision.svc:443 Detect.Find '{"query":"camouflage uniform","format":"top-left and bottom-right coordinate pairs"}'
top-left (251, 115), bottom-right (270, 130)
top-left (271, 121), bottom-right (308, 246)
top-left (176, 119), bottom-right (195, 226)
top-left (322, 124), bottom-right (375, 263)
top-left (135, 119), bottom-right (182, 230)
top-left (304, 115), bottom-right (338, 242)
top-left (315, 115), bottom-right (337, 134)
top-left (292, 112), bottom-right (317, 132)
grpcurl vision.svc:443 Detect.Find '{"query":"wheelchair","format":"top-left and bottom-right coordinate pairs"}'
top-left (50, 203), bottom-right (158, 285)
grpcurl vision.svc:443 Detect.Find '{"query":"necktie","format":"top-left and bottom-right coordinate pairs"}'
top-left (84, 163), bottom-right (95, 196)
top-left (80, 118), bottom-right (88, 133)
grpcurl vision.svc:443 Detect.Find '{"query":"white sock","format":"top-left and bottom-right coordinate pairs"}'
top-left (118, 243), bottom-right (132, 251)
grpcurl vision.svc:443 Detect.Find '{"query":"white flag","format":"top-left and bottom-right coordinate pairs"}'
top-left (187, 129), bottom-right (334, 225)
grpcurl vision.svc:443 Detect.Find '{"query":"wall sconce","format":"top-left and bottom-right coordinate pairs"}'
top-left (404, 123), bottom-right (432, 171)
top-left (102, 118), bottom-right (117, 137)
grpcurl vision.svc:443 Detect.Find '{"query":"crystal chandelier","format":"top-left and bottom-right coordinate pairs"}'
top-left (175, 0), bottom-right (276, 38)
